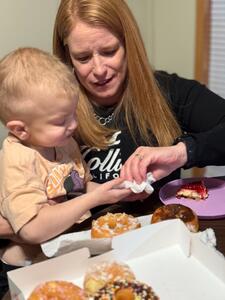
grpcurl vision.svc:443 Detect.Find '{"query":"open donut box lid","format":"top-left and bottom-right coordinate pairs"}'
top-left (40, 214), bottom-right (152, 258)
top-left (7, 219), bottom-right (225, 300)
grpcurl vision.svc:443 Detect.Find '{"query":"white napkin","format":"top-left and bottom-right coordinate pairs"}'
top-left (121, 172), bottom-right (155, 194)
top-left (196, 228), bottom-right (224, 258)
top-left (199, 228), bottom-right (217, 248)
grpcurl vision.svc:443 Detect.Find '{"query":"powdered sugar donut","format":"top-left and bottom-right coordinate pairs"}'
top-left (83, 261), bottom-right (135, 296)
top-left (91, 212), bottom-right (141, 238)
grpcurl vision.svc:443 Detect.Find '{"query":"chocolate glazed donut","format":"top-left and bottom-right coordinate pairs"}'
top-left (151, 204), bottom-right (199, 232)
top-left (92, 280), bottom-right (159, 300)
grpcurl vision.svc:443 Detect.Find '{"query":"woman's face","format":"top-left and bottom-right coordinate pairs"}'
top-left (66, 21), bottom-right (127, 107)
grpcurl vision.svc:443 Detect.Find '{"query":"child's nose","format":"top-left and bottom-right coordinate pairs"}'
top-left (69, 119), bottom-right (77, 131)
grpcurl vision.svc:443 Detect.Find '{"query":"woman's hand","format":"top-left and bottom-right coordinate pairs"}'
top-left (120, 142), bottom-right (187, 183)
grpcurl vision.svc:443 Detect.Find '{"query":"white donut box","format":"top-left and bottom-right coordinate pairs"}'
top-left (7, 218), bottom-right (225, 300)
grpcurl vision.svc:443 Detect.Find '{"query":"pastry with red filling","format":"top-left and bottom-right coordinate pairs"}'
top-left (176, 180), bottom-right (208, 200)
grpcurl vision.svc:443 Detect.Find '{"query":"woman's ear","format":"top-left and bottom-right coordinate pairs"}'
top-left (6, 120), bottom-right (29, 141)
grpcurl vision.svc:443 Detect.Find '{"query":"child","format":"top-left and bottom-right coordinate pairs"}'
top-left (0, 47), bottom-right (131, 297)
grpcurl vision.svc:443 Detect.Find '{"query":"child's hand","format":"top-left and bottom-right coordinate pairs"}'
top-left (120, 191), bottom-right (149, 202)
top-left (92, 178), bottom-right (132, 205)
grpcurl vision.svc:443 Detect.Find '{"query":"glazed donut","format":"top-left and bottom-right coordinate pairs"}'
top-left (151, 204), bottom-right (199, 232)
top-left (28, 280), bottom-right (86, 300)
top-left (91, 212), bottom-right (141, 239)
top-left (83, 261), bottom-right (135, 296)
top-left (92, 280), bottom-right (159, 300)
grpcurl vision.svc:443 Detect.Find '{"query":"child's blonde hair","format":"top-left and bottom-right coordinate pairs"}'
top-left (0, 47), bottom-right (78, 124)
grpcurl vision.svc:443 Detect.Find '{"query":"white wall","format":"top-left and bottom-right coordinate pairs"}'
top-left (151, 0), bottom-right (196, 78)
top-left (0, 0), bottom-right (60, 58)
top-left (126, 0), bottom-right (154, 60)
top-left (127, 0), bottom-right (196, 79)
top-left (0, 0), bottom-right (60, 145)
top-left (0, 0), bottom-right (196, 146)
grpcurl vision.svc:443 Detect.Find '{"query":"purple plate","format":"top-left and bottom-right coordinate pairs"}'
top-left (159, 177), bottom-right (225, 219)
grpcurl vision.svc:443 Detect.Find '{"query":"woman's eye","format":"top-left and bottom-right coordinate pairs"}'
top-left (102, 49), bottom-right (117, 56)
top-left (76, 56), bottom-right (90, 63)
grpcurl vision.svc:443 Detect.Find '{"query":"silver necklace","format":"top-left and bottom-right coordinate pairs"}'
top-left (94, 112), bottom-right (114, 126)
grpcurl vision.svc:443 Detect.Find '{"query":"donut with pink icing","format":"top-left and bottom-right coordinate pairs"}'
top-left (28, 281), bottom-right (85, 300)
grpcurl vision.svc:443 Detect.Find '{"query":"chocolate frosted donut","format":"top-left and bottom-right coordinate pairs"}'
top-left (151, 204), bottom-right (199, 232)
top-left (92, 280), bottom-right (159, 300)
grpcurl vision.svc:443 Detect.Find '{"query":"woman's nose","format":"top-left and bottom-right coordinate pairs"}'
top-left (92, 55), bottom-right (107, 76)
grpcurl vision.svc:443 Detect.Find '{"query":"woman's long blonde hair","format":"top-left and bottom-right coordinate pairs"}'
top-left (53, 0), bottom-right (181, 149)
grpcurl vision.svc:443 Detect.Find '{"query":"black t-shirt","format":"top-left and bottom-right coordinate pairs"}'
top-left (81, 71), bottom-right (225, 189)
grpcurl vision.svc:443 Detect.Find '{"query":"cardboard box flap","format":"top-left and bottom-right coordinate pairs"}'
top-left (112, 219), bottom-right (191, 260)
top-left (191, 234), bottom-right (225, 283)
top-left (41, 215), bottom-right (151, 257)
top-left (7, 220), bottom-right (225, 300)
top-left (8, 248), bottom-right (90, 300)
top-left (41, 230), bottom-right (86, 257)
top-left (50, 237), bottom-right (112, 257)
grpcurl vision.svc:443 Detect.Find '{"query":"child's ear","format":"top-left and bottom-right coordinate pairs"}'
top-left (6, 120), bottom-right (29, 141)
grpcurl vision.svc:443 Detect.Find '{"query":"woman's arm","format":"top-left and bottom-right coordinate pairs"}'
top-left (121, 72), bottom-right (225, 183)
top-left (156, 71), bottom-right (225, 168)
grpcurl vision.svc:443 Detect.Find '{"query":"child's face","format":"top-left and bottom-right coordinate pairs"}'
top-left (25, 91), bottom-right (78, 148)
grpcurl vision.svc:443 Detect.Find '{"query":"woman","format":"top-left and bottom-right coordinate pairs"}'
top-left (1, 0), bottom-right (225, 253)
top-left (53, 0), bottom-right (225, 193)
top-left (2, 1), bottom-right (225, 298)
